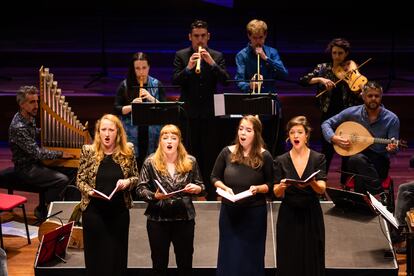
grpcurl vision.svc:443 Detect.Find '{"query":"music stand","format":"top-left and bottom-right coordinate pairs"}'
top-left (213, 93), bottom-right (278, 117)
top-left (131, 102), bottom-right (184, 126)
top-left (35, 221), bottom-right (74, 265)
top-left (214, 93), bottom-right (281, 155)
top-left (325, 187), bottom-right (377, 215)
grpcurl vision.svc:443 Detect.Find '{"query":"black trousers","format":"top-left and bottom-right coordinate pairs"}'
top-left (147, 219), bottom-right (195, 276)
top-left (346, 150), bottom-right (390, 195)
top-left (18, 164), bottom-right (69, 204)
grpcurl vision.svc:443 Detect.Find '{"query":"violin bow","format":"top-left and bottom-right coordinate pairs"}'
top-left (316, 57), bottom-right (372, 98)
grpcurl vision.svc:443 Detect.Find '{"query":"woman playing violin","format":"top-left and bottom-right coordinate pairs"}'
top-left (299, 38), bottom-right (362, 171)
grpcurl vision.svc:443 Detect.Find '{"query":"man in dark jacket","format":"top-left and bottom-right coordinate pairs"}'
top-left (173, 20), bottom-right (230, 200)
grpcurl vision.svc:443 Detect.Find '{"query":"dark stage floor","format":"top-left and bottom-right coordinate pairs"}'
top-left (34, 201), bottom-right (397, 276)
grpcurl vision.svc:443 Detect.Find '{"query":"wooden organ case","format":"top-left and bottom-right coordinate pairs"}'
top-left (39, 67), bottom-right (92, 167)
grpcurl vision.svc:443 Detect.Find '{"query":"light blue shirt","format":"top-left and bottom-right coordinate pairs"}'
top-left (321, 104), bottom-right (400, 156)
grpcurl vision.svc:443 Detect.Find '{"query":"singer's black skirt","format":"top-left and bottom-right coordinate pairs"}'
top-left (216, 203), bottom-right (267, 276)
top-left (82, 197), bottom-right (130, 276)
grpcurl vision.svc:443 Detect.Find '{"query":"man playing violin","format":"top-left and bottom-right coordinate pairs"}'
top-left (321, 81), bottom-right (400, 206)
top-left (300, 38), bottom-right (362, 172)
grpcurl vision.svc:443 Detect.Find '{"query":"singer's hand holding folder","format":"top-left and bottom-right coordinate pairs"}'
top-left (216, 187), bottom-right (253, 202)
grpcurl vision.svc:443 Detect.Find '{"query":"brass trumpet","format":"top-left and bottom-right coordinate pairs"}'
top-left (195, 46), bottom-right (202, 74)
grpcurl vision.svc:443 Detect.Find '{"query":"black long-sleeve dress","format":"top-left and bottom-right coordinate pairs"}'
top-left (273, 149), bottom-right (327, 276)
top-left (211, 147), bottom-right (274, 276)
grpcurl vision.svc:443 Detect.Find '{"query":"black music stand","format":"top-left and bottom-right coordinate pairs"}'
top-left (325, 187), bottom-right (376, 215)
top-left (35, 221), bottom-right (74, 266)
top-left (214, 93), bottom-right (281, 156)
top-left (213, 93), bottom-right (278, 117)
top-left (131, 102), bottom-right (184, 126)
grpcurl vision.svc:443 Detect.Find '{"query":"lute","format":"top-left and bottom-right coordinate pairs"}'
top-left (333, 121), bottom-right (406, 156)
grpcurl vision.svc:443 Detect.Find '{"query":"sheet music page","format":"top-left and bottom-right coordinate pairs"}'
top-left (284, 170), bottom-right (321, 185)
top-left (92, 185), bottom-right (118, 200)
top-left (154, 180), bottom-right (185, 195)
top-left (214, 94), bottom-right (225, 116)
top-left (216, 188), bottom-right (253, 202)
top-left (368, 193), bottom-right (399, 228)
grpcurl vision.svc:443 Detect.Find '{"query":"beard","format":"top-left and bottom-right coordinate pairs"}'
top-left (366, 102), bottom-right (379, 110)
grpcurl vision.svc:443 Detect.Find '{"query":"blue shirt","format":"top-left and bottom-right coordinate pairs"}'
top-left (321, 104), bottom-right (400, 156)
top-left (235, 44), bottom-right (288, 93)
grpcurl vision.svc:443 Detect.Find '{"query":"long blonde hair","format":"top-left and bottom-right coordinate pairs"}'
top-left (93, 114), bottom-right (133, 166)
top-left (153, 124), bottom-right (192, 175)
top-left (231, 115), bottom-right (265, 169)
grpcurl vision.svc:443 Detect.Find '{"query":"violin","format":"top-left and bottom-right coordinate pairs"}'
top-left (333, 60), bottom-right (368, 93)
top-left (316, 58), bottom-right (371, 98)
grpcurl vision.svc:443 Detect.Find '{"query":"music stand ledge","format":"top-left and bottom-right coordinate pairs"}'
top-left (214, 93), bottom-right (278, 117)
top-left (131, 102), bottom-right (184, 126)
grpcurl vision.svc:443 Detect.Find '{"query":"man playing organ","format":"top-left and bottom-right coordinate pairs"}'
top-left (8, 85), bottom-right (75, 218)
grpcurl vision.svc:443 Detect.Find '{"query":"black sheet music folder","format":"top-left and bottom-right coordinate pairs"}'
top-left (131, 102), bottom-right (183, 126)
top-left (325, 187), bottom-right (376, 215)
top-left (214, 93), bottom-right (277, 117)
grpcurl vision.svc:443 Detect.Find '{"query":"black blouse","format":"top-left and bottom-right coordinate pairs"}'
top-left (136, 154), bottom-right (205, 221)
top-left (211, 147), bottom-right (274, 207)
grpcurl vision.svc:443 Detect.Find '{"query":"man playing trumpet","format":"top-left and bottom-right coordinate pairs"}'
top-left (173, 19), bottom-right (230, 200)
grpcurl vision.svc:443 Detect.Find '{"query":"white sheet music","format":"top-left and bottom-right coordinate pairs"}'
top-left (216, 188), bottom-right (253, 202)
top-left (368, 193), bottom-right (399, 229)
top-left (154, 180), bottom-right (185, 195)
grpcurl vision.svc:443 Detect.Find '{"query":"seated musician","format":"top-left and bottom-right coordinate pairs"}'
top-left (391, 155), bottom-right (414, 253)
top-left (392, 181), bottom-right (414, 252)
top-left (8, 86), bottom-right (74, 218)
top-left (321, 81), bottom-right (400, 205)
top-left (235, 19), bottom-right (288, 93)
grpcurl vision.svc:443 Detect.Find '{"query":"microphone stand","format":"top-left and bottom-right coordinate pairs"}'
top-left (84, 11), bottom-right (121, 89)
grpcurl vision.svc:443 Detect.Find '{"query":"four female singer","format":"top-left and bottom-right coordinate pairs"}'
top-left (211, 115), bottom-right (274, 276)
top-left (136, 124), bottom-right (205, 276)
top-left (273, 116), bottom-right (327, 276)
top-left (78, 26), bottom-right (337, 275)
top-left (76, 114), bottom-right (139, 276)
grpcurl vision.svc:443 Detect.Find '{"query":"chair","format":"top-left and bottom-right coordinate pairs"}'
top-left (0, 167), bottom-right (48, 214)
top-left (0, 193), bottom-right (31, 249)
top-left (342, 175), bottom-right (395, 211)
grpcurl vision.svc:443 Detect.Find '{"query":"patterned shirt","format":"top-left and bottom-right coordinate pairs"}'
top-left (136, 154), bottom-right (205, 221)
top-left (8, 112), bottom-right (62, 172)
top-left (299, 62), bottom-right (361, 116)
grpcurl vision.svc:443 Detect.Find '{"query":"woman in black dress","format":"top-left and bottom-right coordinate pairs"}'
top-left (273, 116), bottom-right (327, 276)
top-left (211, 115), bottom-right (273, 276)
top-left (77, 114), bottom-right (139, 276)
